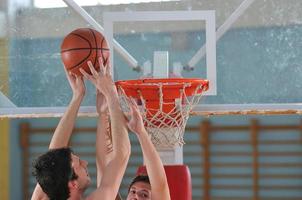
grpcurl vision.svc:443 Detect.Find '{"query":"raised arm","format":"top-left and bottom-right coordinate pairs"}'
top-left (31, 71), bottom-right (85, 200)
top-left (127, 99), bottom-right (171, 200)
top-left (95, 90), bottom-right (122, 200)
top-left (49, 71), bottom-right (85, 149)
top-left (81, 59), bottom-right (130, 200)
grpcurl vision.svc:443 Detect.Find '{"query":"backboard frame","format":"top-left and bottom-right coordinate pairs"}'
top-left (103, 10), bottom-right (217, 96)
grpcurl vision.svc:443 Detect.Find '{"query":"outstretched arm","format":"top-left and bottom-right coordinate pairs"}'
top-left (127, 99), bottom-right (170, 200)
top-left (81, 59), bottom-right (130, 200)
top-left (49, 71), bottom-right (85, 149)
top-left (95, 91), bottom-right (122, 200)
top-left (31, 71), bottom-right (85, 200)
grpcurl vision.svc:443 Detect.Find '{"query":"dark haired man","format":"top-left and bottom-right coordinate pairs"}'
top-left (31, 58), bottom-right (130, 200)
top-left (127, 175), bottom-right (151, 199)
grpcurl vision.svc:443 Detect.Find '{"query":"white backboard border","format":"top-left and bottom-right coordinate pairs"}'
top-left (103, 11), bottom-right (217, 96)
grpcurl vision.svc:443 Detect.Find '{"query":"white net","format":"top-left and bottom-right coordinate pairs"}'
top-left (118, 81), bottom-right (207, 148)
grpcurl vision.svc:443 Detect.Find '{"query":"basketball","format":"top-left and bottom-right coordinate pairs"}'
top-left (60, 28), bottom-right (110, 76)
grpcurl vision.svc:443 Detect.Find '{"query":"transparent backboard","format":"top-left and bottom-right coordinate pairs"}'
top-left (1, 0), bottom-right (302, 118)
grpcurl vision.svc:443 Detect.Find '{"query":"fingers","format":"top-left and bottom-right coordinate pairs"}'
top-left (79, 68), bottom-right (92, 81)
top-left (99, 57), bottom-right (111, 76)
top-left (64, 67), bottom-right (77, 82)
top-left (127, 97), bottom-right (141, 118)
top-left (98, 57), bottom-right (105, 74)
top-left (75, 75), bottom-right (84, 84)
top-left (126, 97), bottom-right (134, 110)
top-left (67, 71), bottom-right (77, 84)
top-left (105, 59), bottom-right (111, 75)
top-left (87, 61), bottom-right (99, 77)
top-left (129, 97), bottom-right (139, 110)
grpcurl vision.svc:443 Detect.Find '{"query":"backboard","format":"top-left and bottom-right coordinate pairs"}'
top-left (1, 0), bottom-right (302, 118)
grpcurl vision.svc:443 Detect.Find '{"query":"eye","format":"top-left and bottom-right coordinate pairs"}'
top-left (130, 190), bottom-right (136, 194)
top-left (139, 192), bottom-right (149, 198)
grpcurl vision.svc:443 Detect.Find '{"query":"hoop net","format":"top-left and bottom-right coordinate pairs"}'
top-left (116, 78), bottom-right (209, 148)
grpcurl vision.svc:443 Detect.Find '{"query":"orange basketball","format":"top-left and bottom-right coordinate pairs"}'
top-left (61, 28), bottom-right (110, 76)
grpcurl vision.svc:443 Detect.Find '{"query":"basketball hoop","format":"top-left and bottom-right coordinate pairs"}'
top-left (116, 78), bottom-right (209, 148)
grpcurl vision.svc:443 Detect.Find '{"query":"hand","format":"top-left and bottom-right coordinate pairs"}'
top-left (126, 98), bottom-right (146, 135)
top-left (65, 69), bottom-right (85, 99)
top-left (96, 89), bottom-right (109, 115)
top-left (80, 58), bottom-right (117, 98)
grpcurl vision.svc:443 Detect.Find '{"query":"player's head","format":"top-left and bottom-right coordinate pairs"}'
top-left (33, 147), bottom-right (91, 200)
top-left (127, 175), bottom-right (151, 200)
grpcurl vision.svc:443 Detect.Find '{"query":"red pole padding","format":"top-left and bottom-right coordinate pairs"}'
top-left (137, 165), bottom-right (192, 200)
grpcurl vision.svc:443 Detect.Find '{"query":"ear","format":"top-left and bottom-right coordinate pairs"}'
top-left (68, 180), bottom-right (79, 190)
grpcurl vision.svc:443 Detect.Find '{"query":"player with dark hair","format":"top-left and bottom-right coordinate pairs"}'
top-left (32, 148), bottom-right (82, 200)
top-left (31, 58), bottom-right (130, 200)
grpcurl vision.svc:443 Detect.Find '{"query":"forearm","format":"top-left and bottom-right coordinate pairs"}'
top-left (137, 130), bottom-right (168, 187)
top-left (106, 92), bottom-right (130, 158)
top-left (49, 95), bottom-right (83, 149)
top-left (96, 114), bottom-right (113, 185)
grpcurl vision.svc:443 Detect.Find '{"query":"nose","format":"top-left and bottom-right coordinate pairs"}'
top-left (128, 194), bottom-right (138, 200)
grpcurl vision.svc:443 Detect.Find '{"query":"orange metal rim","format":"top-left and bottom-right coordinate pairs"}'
top-left (115, 78), bottom-right (209, 90)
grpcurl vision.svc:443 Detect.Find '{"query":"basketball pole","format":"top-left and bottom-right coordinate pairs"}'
top-left (151, 51), bottom-right (183, 165)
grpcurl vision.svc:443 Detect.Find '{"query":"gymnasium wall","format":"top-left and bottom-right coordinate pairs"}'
top-left (9, 27), bottom-right (302, 199)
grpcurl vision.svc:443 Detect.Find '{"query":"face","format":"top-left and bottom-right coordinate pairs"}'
top-left (71, 154), bottom-right (91, 190)
top-left (127, 181), bottom-right (151, 200)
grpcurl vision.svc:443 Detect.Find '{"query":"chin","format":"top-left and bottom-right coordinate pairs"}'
top-left (82, 181), bottom-right (91, 190)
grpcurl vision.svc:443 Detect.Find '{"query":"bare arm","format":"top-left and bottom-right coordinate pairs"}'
top-left (95, 90), bottom-right (113, 185)
top-left (81, 59), bottom-right (130, 200)
top-left (95, 91), bottom-right (122, 200)
top-left (49, 71), bottom-right (85, 149)
top-left (49, 95), bottom-right (84, 149)
top-left (31, 72), bottom-right (85, 200)
top-left (127, 99), bottom-right (170, 200)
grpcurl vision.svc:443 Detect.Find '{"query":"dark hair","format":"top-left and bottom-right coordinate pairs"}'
top-left (32, 147), bottom-right (78, 200)
top-left (128, 175), bottom-right (150, 193)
